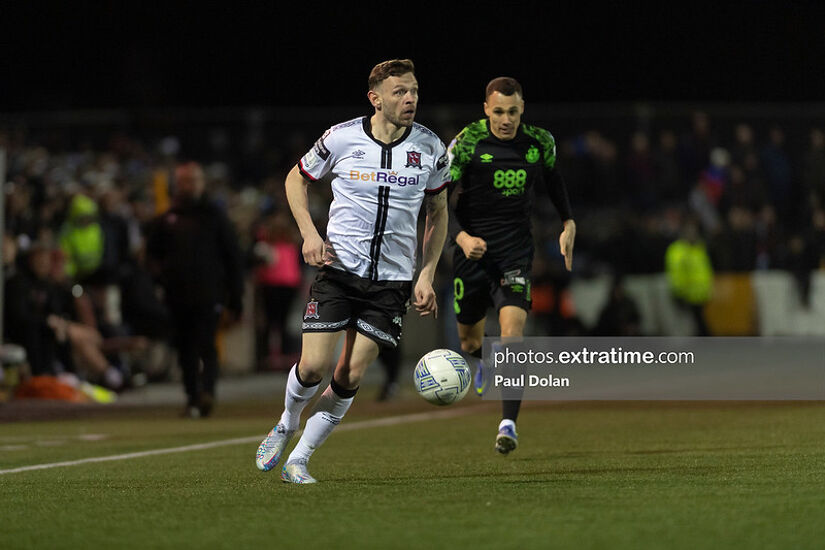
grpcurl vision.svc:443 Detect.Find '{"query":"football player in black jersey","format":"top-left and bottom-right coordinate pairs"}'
top-left (448, 77), bottom-right (576, 454)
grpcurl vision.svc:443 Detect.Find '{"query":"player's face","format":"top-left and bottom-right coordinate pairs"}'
top-left (375, 73), bottom-right (419, 127)
top-left (484, 91), bottom-right (524, 141)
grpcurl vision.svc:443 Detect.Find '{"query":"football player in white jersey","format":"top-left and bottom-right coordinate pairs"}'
top-left (256, 59), bottom-right (450, 483)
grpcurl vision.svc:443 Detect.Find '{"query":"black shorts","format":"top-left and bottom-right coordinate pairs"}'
top-left (301, 266), bottom-right (411, 348)
top-left (452, 251), bottom-right (532, 326)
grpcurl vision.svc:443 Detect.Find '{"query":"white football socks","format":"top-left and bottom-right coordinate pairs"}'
top-left (287, 384), bottom-right (354, 463)
top-left (279, 364), bottom-right (320, 431)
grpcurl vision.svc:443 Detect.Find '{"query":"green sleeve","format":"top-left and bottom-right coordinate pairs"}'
top-left (449, 120), bottom-right (488, 182)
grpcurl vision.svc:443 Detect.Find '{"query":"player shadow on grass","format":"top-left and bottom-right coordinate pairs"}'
top-left (320, 463), bottom-right (724, 483)
top-left (623, 444), bottom-right (789, 455)
top-left (518, 444), bottom-right (790, 458)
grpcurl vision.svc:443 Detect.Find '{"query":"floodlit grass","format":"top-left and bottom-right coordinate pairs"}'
top-left (1, 397), bottom-right (824, 550)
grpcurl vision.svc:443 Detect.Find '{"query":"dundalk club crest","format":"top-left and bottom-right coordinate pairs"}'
top-left (405, 150), bottom-right (422, 169)
top-left (304, 301), bottom-right (320, 319)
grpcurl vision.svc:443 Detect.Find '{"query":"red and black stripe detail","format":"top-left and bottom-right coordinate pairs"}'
top-left (297, 159), bottom-right (318, 182)
top-left (425, 181), bottom-right (450, 195)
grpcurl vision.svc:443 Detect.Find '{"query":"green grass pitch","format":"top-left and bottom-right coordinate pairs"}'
top-left (1, 394), bottom-right (824, 550)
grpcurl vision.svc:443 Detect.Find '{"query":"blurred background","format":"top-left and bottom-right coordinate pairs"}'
top-left (1, 2), bottom-right (824, 401)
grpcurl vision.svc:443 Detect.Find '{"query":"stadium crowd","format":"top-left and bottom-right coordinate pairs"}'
top-left (1, 109), bottom-right (824, 394)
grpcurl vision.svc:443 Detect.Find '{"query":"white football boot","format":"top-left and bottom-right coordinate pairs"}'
top-left (255, 423), bottom-right (295, 472)
top-left (281, 459), bottom-right (317, 484)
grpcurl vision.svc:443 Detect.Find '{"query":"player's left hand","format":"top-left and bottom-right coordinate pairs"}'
top-left (413, 278), bottom-right (438, 318)
top-left (559, 219), bottom-right (576, 271)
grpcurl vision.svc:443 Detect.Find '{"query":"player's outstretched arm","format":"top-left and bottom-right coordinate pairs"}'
top-left (415, 190), bottom-right (448, 317)
top-left (559, 219), bottom-right (576, 271)
top-left (284, 165), bottom-right (325, 267)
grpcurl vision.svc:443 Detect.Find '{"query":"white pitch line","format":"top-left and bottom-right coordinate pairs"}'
top-left (0, 405), bottom-right (486, 475)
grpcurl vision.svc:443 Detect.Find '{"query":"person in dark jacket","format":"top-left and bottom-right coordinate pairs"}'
top-left (146, 162), bottom-right (244, 417)
top-left (4, 243), bottom-right (73, 376)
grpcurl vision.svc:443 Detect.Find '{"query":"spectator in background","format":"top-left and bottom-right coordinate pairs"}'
top-left (6, 183), bottom-right (40, 243)
top-left (761, 126), bottom-right (794, 223)
top-left (3, 243), bottom-right (92, 380)
top-left (593, 276), bottom-right (642, 336)
top-left (3, 234), bottom-right (18, 281)
top-left (626, 131), bottom-right (657, 211)
top-left (146, 162), bottom-right (244, 418)
top-left (731, 123), bottom-right (757, 168)
top-left (722, 164), bottom-right (767, 214)
top-left (688, 179), bottom-right (722, 237)
top-left (688, 145), bottom-right (730, 238)
top-left (560, 130), bottom-right (617, 206)
top-left (803, 128), bottom-right (825, 207)
top-left (713, 206), bottom-right (757, 272)
top-left (786, 208), bottom-right (823, 307)
top-left (811, 208), bottom-right (825, 270)
top-left (699, 147), bottom-right (730, 208)
top-left (678, 110), bottom-right (716, 186)
top-left (654, 129), bottom-right (683, 202)
top-left (741, 145), bottom-right (767, 191)
top-left (96, 183), bottom-right (133, 284)
top-left (665, 219), bottom-right (713, 336)
top-left (250, 206), bottom-right (302, 371)
top-left (47, 243), bottom-right (128, 389)
top-left (119, 251), bottom-right (171, 343)
top-left (587, 131), bottom-right (619, 205)
top-left (754, 205), bottom-right (785, 270)
top-left (786, 232), bottom-right (817, 307)
top-left (59, 194), bottom-right (104, 282)
top-left (58, 191), bottom-right (137, 382)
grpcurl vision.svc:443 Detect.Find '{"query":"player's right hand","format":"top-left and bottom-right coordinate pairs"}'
top-left (458, 233), bottom-right (487, 261)
top-left (302, 234), bottom-right (326, 267)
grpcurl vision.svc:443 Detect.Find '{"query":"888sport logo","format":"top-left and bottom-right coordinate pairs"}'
top-left (493, 169), bottom-right (526, 196)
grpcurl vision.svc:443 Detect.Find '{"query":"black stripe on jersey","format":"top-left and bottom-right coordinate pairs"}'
top-left (368, 186), bottom-right (390, 281)
top-left (363, 116), bottom-right (411, 170)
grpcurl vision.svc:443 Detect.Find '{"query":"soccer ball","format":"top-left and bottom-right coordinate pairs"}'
top-left (413, 349), bottom-right (471, 406)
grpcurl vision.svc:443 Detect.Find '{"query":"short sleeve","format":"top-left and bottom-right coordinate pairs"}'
top-left (425, 140), bottom-right (450, 195)
top-left (297, 128), bottom-right (336, 182)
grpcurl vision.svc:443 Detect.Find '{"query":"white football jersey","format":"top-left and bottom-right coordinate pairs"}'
top-left (298, 116), bottom-right (450, 281)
